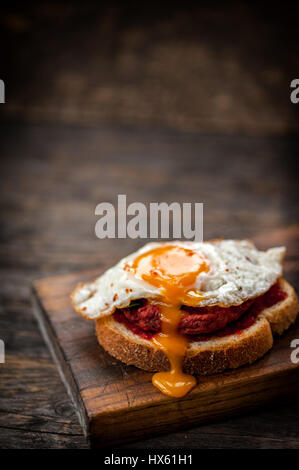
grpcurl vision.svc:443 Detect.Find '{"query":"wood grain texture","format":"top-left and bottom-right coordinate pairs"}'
top-left (32, 266), bottom-right (299, 447)
top-left (1, 2), bottom-right (299, 135)
top-left (0, 123), bottom-right (299, 448)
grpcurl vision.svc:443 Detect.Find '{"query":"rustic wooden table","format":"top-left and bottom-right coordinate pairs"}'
top-left (0, 123), bottom-right (298, 448)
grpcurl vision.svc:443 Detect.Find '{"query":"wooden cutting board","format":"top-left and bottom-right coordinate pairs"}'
top-left (31, 231), bottom-right (299, 448)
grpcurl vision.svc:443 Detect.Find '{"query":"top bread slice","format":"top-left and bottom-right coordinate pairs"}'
top-left (95, 278), bottom-right (299, 376)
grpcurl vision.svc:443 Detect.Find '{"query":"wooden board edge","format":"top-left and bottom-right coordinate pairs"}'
top-left (31, 285), bottom-right (90, 447)
top-left (89, 367), bottom-right (299, 447)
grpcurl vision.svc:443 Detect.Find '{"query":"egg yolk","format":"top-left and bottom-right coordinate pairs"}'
top-left (131, 245), bottom-right (209, 397)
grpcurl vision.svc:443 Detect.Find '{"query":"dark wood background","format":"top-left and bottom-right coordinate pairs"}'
top-left (0, 2), bottom-right (298, 449)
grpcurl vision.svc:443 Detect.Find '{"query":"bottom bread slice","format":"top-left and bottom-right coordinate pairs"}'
top-left (95, 278), bottom-right (299, 376)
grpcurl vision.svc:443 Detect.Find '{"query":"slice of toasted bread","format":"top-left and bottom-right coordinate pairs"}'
top-left (95, 278), bottom-right (299, 376)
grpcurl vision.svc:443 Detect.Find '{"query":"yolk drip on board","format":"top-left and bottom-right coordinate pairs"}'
top-left (131, 245), bottom-right (209, 397)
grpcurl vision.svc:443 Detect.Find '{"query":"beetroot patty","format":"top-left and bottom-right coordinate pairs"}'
top-left (179, 299), bottom-right (254, 335)
top-left (115, 299), bottom-right (253, 336)
top-left (114, 282), bottom-right (286, 338)
top-left (121, 303), bottom-right (161, 333)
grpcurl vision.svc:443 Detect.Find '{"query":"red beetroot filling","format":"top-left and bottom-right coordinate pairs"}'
top-left (114, 300), bottom-right (161, 340)
top-left (113, 281), bottom-right (287, 342)
top-left (179, 299), bottom-right (255, 335)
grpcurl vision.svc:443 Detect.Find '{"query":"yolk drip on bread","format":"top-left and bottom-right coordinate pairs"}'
top-left (132, 245), bottom-right (209, 397)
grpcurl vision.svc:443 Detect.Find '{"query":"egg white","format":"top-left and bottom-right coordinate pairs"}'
top-left (71, 240), bottom-right (285, 320)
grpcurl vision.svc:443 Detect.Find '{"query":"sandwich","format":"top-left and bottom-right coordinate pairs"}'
top-left (71, 240), bottom-right (299, 398)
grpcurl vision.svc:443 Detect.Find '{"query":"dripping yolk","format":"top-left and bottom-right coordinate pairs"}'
top-left (132, 245), bottom-right (209, 397)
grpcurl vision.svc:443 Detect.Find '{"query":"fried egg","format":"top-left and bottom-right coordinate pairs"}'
top-left (72, 240), bottom-right (285, 320)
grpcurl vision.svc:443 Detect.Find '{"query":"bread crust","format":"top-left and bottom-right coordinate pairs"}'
top-left (260, 278), bottom-right (299, 335)
top-left (95, 278), bottom-right (299, 376)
